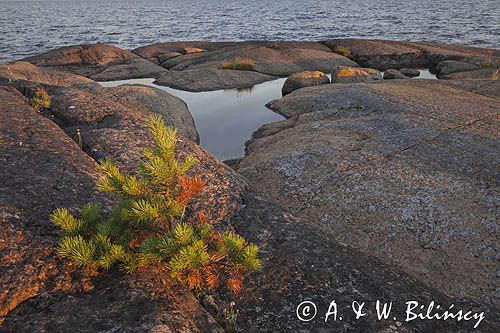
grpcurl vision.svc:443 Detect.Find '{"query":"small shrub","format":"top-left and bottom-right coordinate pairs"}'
top-left (336, 67), bottom-right (373, 78)
top-left (333, 46), bottom-right (352, 58)
top-left (222, 57), bottom-right (255, 71)
top-left (51, 115), bottom-right (261, 294)
top-left (289, 71), bottom-right (326, 79)
top-left (183, 47), bottom-right (206, 54)
top-left (31, 87), bottom-right (51, 112)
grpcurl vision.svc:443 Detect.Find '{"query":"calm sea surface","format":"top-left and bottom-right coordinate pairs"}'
top-left (1, 0), bottom-right (499, 62)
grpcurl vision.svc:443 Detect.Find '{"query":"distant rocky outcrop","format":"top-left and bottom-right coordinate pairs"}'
top-left (136, 41), bottom-right (359, 90)
top-left (22, 43), bottom-right (167, 81)
top-left (0, 61), bottom-right (95, 86)
top-left (323, 38), bottom-right (500, 70)
top-left (134, 41), bottom-right (359, 75)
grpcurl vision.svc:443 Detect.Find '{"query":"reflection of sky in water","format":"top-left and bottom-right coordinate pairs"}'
top-left (100, 78), bottom-right (286, 160)
top-left (100, 70), bottom-right (436, 160)
top-left (415, 69), bottom-right (436, 79)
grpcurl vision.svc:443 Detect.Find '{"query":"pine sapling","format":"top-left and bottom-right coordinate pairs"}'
top-left (51, 115), bottom-right (261, 294)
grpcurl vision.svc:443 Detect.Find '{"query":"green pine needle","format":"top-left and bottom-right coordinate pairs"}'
top-left (50, 208), bottom-right (85, 236)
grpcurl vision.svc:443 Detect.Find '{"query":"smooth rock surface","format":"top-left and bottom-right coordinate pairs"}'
top-left (89, 59), bottom-right (167, 81)
top-left (96, 84), bottom-right (199, 142)
top-left (216, 191), bottom-right (500, 332)
top-left (247, 79), bottom-right (500, 306)
top-left (442, 77), bottom-right (500, 99)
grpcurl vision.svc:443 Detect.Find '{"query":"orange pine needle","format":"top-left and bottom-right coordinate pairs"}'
top-left (197, 211), bottom-right (207, 225)
top-left (187, 269), bottom-right (203, 290)
top-left (176, 176), bottom-right (206, 206)
top-left (227, 270), bottom-right (243, 294)
top-left (204, 266), bottom-right (219, 290)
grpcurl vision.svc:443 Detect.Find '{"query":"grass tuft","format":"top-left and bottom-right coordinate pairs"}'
top-left (333, 46), bottom-right (352, 58)
top-left (183, 47), bottom-right (206, 54)
top-left (222, 57), bottom-right (255, 71)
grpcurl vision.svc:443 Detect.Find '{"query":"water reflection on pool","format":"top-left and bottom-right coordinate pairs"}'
top-left (99, 70), bottom-right (436, 160)
top-left (100, 78), bottom-right (286, 160)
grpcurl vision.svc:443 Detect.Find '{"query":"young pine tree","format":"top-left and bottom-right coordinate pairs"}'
top-left (51, 115), bottom-right (261, 293)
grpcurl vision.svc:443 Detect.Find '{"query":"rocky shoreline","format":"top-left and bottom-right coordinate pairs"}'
top-left (0, 39), bottom-right (499, 332)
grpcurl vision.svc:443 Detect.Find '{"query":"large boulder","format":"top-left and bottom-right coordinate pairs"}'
top-left (155, 68), bottom-right (276, 92)
top-left (158, 52), bottom-right (182, 66)
top-left (434, 60), bottom-right (481, 78)
top-left (281, 71), bottom-right (330, 96)
top-left (399, 67), bottom-right (420, 77)
top-left (89, 59), bottom-right (167, 81)
top-left (331, 66), bottom-right (382, 83)
top-left (22, 44), bottom-right (166, 80)
top-left (323, 39), bottom-right (500, 70)
top-left (383, 69), bottom-right (409, 80)
top-left (47, 84), bottom-right (199, 143)
top-left (247, 79), bottom-right (500, 307)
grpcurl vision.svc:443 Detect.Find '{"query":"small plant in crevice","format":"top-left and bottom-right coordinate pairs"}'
top-left (333, 45), bottom-right (352, 58)
top-left (31, 87), bottom-right (51, 112)
top-left (76, 128), bottom-right (83, 149)
top-left (492, 69), bottom-right (499, 81)
top-left (51, 115), bottom-right (261, 294)
top-left (222, 301), bottom-right (239, 333)
top-left (222, 57), bottom-right (255, 71)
